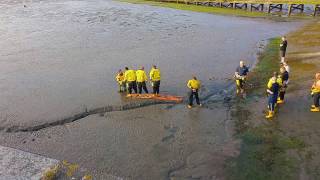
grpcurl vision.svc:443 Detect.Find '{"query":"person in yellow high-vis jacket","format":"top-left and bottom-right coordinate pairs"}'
top-left (311, 73), bottom-right (320, 112)
top-left (136, 66), bottom-right (149, 94)
top-left (149, 65), bottom-right (161, 96)
top-left (266, 72), bottom-right (280, 119)
top-left (124, 67), bottom-right (137, 95)
top-left (187, 76), bottom-right (202, 109)
top-left (115, 69), bottom-right (126, 92)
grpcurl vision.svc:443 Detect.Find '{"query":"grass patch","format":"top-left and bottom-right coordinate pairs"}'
top-left (214, 0), bottom-right (319, 4)
top-left (227, 126), bottom-right (305, 180)
top-left (246, 38), bottom-right (281, 94)
top-left (120, 0), bottom-right (317, 18)
top-left (120, 0), bottom-right (267, 17)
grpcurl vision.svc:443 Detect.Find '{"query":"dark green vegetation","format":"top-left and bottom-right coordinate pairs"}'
top-left (227, 124), bottom-right (305, 180)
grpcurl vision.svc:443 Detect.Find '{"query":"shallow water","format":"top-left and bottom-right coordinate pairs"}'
top-left (0, 0), bottom-right (303, 127)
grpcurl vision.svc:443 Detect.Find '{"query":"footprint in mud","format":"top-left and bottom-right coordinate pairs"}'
top-left (161, 134), bottom-right (174, 143)
top-left (161, 126), bottom-right (179, 143)
top-left (164, 104), bottom-right (175, 110)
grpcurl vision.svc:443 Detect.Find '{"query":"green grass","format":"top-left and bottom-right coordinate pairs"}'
top-left (120, 0), bottom-right (317, 18)
top-left (120, 0), bottom-right (268, 17)
top-left (197, 0), bottom-right (319, 4)
top-left (227, 126), bottom-right (305, 180)
top-left (247, 38), bottom-right (281, 93)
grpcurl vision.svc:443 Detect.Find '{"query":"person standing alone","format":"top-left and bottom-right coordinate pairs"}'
top-left (136, 66), bottom-right (149, 94)
top-left (187, 76), bottom-right (202, 109)
top-left (235, 60), bottom-right (249, 94)
top-left (280, 36), bottom-right (288, 63)
top-left (149, 65), bottom-right (161, 96)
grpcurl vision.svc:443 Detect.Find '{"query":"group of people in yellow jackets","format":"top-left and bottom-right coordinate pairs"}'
top-left (116, 65), bottom-right (202, 108)
top-left (115, 62), bottom-right (320, 114)
top-left (116, 65), bottom-right (161, 96)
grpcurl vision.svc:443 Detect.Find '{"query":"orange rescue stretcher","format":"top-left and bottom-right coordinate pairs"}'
top-left (126, 94), bottom-right (183, 103)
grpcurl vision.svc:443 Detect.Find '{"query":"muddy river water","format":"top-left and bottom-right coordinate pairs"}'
top-left (0, 0), bottom-right (303, 179)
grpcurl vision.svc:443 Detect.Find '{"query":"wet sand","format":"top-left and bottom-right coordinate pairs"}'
top-left (0, 0), bottom-right (308, 179)
top-left (0, 103), bottom-right (239, 179)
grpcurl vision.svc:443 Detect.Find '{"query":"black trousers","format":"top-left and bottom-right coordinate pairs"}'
top-left (153, 81), bottom-right (160, 94)
top-left (279, 86), bottom-right (287, 100)
top-left (279, 91), bottom-right (285, 100)
top-left (189, 89), bottom-right (200, 106)
top-left (137, 82), bottom-right (148, 94)
top-left (280, 50), bottom-right (286, 57)
top-left (314, 92), bottom-right (320, 107)
top-left (127, 81), bottom-right (137, 94)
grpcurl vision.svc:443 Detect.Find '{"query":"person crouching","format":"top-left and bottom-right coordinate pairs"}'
top-left (115, 69), bottom-right (126, 93)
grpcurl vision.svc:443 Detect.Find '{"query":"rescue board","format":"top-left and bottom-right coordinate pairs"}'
top-left (126, 94), bottom-right (183, 103)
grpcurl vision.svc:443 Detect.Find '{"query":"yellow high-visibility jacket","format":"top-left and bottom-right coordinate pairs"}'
top-left (136, 70), bottom-right (148, 83)
top-left (124, 70), bottom-right (136, 82)
top-left (187, 79), bottom-right (201, 90)
top-left (312, 80), bottom-right (320, 93)
top-left (267, 77), bottom-right (282, 89)
top-left (150, 68), bottom-right (161, 81)
top-left (116, 73), bottom-right (125, 84)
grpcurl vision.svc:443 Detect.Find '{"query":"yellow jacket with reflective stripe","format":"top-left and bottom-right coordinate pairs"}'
top-left (187, 79), bottom-right (201, 90)
top-left (312, 80), bottom-right (320, 93)
top-left (149, 68), bottom-right (161, 81)
top-left (124, 70), bottom-right (136, 82)
top-left (136, 70), bottom-right (148, 83)
top-left (116, 73), bottom-right (125, 84)
top-left (267, 77), bottom-right (282, 89)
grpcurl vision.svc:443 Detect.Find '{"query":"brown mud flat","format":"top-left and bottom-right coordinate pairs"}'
top-left (228, 20), bottom-right (320, 180)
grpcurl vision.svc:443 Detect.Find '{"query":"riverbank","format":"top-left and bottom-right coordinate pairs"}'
top-left (227, 20), bottom-right (320, 179)
top-left (119, 0), bottom-right (318, 18)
